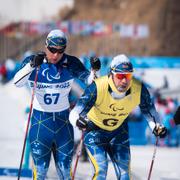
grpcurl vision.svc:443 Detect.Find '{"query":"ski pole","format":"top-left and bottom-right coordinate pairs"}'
top-left (17, 67), bottom-right (39, 180)
top-left (107, 146), bottom-right (121, 179)
top-left (72, 131), bottom-right (84, 180)
top-left (111, 156), bottom-right (121, 179)
top-left (147, 137), bottom-right (158, 180)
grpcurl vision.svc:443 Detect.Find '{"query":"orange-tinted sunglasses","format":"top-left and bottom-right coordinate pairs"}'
top-left (114, 73), bottom-right (133, 80)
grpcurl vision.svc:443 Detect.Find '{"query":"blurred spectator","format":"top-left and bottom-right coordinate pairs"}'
top-left (0, 63), bottom-right (7, 83)
top-left (0, 59), bottom-right (21, 83)
top-left (155, 96), bottom-right (180, 147)
top-left (155, 93), bottom-right (168, 120)
top-left (163, 106), bottom-right (178, 147)
top-left (5, 59), bottom-right (16, 81)
top-left (174, 106), bottom-right (180, 125)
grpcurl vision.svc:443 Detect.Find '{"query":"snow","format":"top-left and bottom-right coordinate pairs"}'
top-left (141, 68), bottom-right (180, 89)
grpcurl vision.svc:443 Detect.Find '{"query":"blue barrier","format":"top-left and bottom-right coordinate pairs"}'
top-left (79, 56), bottom-right (180, 77)
top-left (0, 167), bottom-right (32, 178)
top-left (130, 56), bottom-right (180, 68)
top-left (128, 119), bottom-right (148, 145)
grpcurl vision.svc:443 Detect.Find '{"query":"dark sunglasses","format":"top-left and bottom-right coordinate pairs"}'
top-left (47, 46), bottom-right (66, 54)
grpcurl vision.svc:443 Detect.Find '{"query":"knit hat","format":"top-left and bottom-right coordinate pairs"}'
top-left (46, 29), bottom-right (67, 47)
top-left (110, 54), bottom-right (133, 73)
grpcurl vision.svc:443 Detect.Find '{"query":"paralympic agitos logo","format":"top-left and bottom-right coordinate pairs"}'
top-left (109, 103), bottom-right (124, 111)
top-left (42, 68), bottom-right (60, 82)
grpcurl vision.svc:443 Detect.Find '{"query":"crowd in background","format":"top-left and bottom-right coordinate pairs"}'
top-left (0, 51), bottom-right (180, 147)
top-left (0, 20), bottom-right (149, 39)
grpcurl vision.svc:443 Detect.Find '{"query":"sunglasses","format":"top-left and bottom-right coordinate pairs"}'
top-left (47, 46), bottom-right (66, 54)
top-left (114, 73), bottom-right (132, 80)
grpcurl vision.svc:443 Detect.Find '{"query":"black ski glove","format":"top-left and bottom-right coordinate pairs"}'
top-left (153, 124), bottom-right (167, 138)
top-left (30, 52), bottom-right (46, 68)
top-left (90, 57), bottom-right (101, 71)
top-left (174, 106), bottom-right (180, 125)
top-left (76, 116), bottom-right (89, 130)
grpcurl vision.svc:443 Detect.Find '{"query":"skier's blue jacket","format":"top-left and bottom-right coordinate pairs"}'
top-left (14, 53), bottom-right (90, 112)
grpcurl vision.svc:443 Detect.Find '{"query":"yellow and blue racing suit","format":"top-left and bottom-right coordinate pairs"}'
top-left (73, 75), bottom-right (161, 180)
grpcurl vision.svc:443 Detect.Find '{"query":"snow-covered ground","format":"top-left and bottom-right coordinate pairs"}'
top-left (0, 80), bottom-right (180, 180)
top-left (135, 68), bottom-right (180, 101)
top-left (140, 68), bottom-right (180, 89)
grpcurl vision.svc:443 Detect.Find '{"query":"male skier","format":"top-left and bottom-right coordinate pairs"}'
top-left (69, 54), bottom-right (167, 180)
top-left (14, 29), bottom-right (100, 180)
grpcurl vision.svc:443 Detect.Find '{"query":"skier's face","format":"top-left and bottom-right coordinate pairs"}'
top-left (112, 72), bottom-right (132, 92)
top-left (45, 46), bottom-right (65, 64)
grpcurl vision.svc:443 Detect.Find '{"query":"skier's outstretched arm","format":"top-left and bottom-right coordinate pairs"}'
top-left (14, 52), bottom-right (45, 87)
top-left (14, 60), bottom-right (34, 87)
top-left (68, 56), bottom-right (101, 85)
top-left (139, 83), bottom-right (167, 138)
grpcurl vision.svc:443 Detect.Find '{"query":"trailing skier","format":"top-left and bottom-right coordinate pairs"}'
top-left (69, 54), bottom-right (167, 180)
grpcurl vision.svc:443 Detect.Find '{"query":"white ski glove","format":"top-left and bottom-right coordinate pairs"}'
top-left (69, 109), bottom-right (80, 127)
top-left (149, 121), bottom-right (167, 138)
